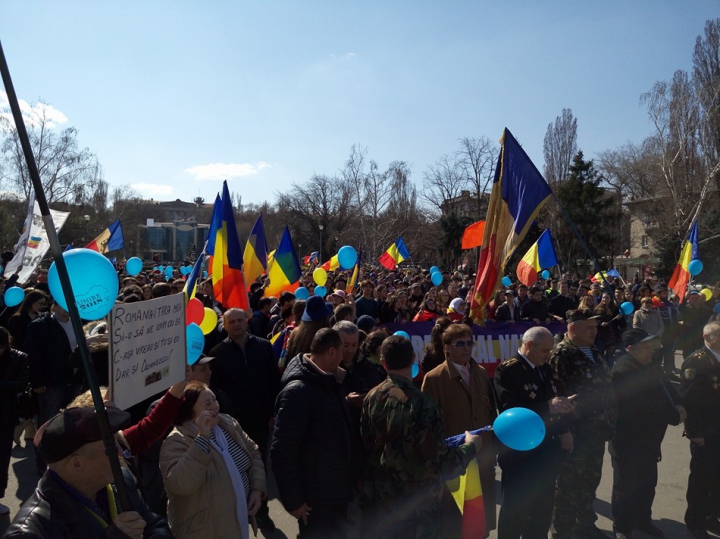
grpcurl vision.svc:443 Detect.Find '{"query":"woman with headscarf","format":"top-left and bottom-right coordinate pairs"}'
top-left (447, 297), bottom-right (466, 322)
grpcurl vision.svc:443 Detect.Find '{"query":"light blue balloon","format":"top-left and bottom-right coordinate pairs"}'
top-left (48, 248), bottom-right (119, 320)
top-left (620, 301), bottom-right (634, 316)
top-left (393, 330), bottom-right (411, 340)
top-left (493, 407), bottom-right (546, 451)
top-left (501, 276), bottom-right (512, 287)
top-left (295, 286), bottom-right (310, 300)
top-left (431, 272), bottom-right (443, 286)
top-left (411, 363), bottom-right (419, 378)
top-left (165, 266), bottom-right (174, 276)
top-left (186, 323), bottom-right (205, 365)
top-left (203, 271), bottom-right (208, 279)
top-left (541, 270), bottom-right (550, 280)
top-left (314, 285), bottom-right (327, 298)
top-left (152, 266), bottom-right (159, 271)
top-left (3, 286), bottom-right (24, 307)
top-left (126, 257), bottom-right (143, 276)
top-left (688, 259), bottom-right (703, 276)
top-left (337, 246), bottom-right (358, 270)
top-left (429, 266), bottom-right (440, 274)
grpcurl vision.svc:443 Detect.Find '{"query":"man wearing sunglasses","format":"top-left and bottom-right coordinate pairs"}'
top-left (422, 323), bottom-right (497, 536)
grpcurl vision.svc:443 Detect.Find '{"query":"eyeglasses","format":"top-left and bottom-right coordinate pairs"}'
top-left (451, 340), bottom-right (474, 348)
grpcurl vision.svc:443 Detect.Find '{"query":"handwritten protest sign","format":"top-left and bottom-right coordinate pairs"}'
top-left (109, 294), bottom-right (186, 409)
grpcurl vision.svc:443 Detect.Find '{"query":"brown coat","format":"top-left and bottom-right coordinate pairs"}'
top-left (422, 358), bottom-right (498, 532)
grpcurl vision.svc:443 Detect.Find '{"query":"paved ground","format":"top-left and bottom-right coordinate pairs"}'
top-left (0, 355), bottom-right (714, 539)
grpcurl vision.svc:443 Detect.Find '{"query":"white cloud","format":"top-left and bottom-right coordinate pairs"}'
top-left (130, 183), bottom-right (174, 196)
top-left (0, 91), bottom-right (68, 129)
top-left (184, 162), bottom-right (271, 181)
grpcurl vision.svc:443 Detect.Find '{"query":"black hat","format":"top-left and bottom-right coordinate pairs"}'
top-left (36, 406), bottom-right (131, 464)
top-left (566, 309), bottom-right (602, 323)
top-left (302, 295), bottom-right (334, 322)
top-left (622, 328), bottom-right (657, 347)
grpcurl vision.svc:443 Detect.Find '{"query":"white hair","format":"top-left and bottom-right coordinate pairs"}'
top-left (703, 321), bottom-right (720, 341)
top-left (522, 326), bottom-right (554, 344)
top-left (333, 320), bottom-right (359, 336)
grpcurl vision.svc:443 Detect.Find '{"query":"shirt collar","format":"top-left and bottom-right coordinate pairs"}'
top-left (706, 346), bottom-right (720, 363)
top-left (518, 351), bottom-right (537, 370)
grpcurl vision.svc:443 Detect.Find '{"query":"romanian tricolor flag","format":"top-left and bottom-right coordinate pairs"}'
top-left (378, 237), bottom-right (409, 270)
top-left (347, 250), bottom-right (362, 294)
top-left (447, 458), bottom-right (485, 539)
top-left (243, 214), bottom-right (268, 290)
top-left (183, 248), bottom-right (206, 303)
top-left (321, 254), bottom-right (340, 272)
top-left (668, 219), bottom-right (699, 303)
top-left (302, 252), bottom-right (318, 266)
top-left (27, 236), bottom-right (42, 249)
top-left (590, 271), bottom-right (609, 284)
top-left (206, 182), bottom-right (249, 310)
top-left (470, 129), bottom-right (552, 322)
top-left (265, 226), bottom-right (302, 297)
top-left (85, 219), bottom-right (125, 254)
top-left (516, 229), bottom-right (558, 286)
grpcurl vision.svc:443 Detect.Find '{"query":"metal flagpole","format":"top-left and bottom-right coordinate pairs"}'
top-left (0, 40), bottom-right (131, 510)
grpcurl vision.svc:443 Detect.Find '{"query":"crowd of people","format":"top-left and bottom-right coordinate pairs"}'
top-left (0, 259), bottom-right (719, 539)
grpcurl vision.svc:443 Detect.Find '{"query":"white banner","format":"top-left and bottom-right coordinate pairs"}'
top-left (3, 199), bottom-right (70, 284)
top-left (109, 293), bottom-right (187, 410)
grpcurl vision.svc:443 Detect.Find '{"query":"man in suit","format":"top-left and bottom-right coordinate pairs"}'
top-left (494, 327), bottom-right (577, 539)
top-left (422, 323), bottom-right (498, 535)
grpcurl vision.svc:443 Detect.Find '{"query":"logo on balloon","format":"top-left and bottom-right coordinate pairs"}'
top-left (186, 323), bottom-right (205, 365)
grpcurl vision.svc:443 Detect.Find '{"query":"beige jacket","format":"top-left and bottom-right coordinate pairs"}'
top-left (159, 413), bottom-right (267, 539)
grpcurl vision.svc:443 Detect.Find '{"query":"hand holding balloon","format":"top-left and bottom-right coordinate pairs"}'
top-left (446, 407), bottom-right (546, 451)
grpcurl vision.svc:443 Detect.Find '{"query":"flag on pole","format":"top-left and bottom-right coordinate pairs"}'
top-left (461, 220), bottom-right (486, 249)
top-left (85, 219), bottom-right (125, 254)
top-left (470, 128), bottom-right (553, 322)
top-left (206, 182), bottom-right (249, 310)
top-left (668, 219), bottom-right (699, 303)
top-left (516, 229), bottom-right (558, 286)
top-left (378, 237), bottom-right (410, 270)
top-left (302, 251), bottom-right (319, 266)
top-left (447, 458), bottom-right (486, 539)
top-left (183, 247), bottom-right (206, 302)
top-left (265, 227), bottom-right (302, 297)
top-left (591, 271), bottom-right (609, 283)
top-left (347, 250), bottom-right (362, 294)
top-left (243, 213), bottom-right (268, 290)
top-left (321, 254), bottom-right (340, 272)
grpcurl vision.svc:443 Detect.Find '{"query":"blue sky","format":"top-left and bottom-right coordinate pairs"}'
top-left (1, 1), bottom-right (718, 206)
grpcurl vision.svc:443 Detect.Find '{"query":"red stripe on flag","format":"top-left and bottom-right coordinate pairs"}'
top-left (461, 496), bottom-right (485, 539)
top-left (516, 260), bottom-right (538, 287)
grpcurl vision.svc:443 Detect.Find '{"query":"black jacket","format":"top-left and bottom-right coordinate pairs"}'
top-left (24, 313), bottom-right (73, 389)
top-left (270, 354), bottom-right (356, 512)
top-left (610, 352), bottom-right (682, 458)
top-left (0, 348), bottom-right (28, 428)
top-left (209, 334), bottom-right (280, 434)
top-left (679, 346), bottom-right (720, 445)
top-left (520, 300), bottom-right (549, 322)
top-left (494, 303), bottom-right (520, 322)
top-left (4, 468), bottom-right (173, 539)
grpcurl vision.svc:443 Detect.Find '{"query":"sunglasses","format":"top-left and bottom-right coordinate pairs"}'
top-left (451, 340), bottom-right (474, 348)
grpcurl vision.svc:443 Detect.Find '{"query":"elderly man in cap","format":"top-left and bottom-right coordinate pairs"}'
top-left (610, 329), bottom-right (686, 539)
top-left (5, 407), bottom-right (173, 539)
top-left (550, 309), bottom-right (617, 539)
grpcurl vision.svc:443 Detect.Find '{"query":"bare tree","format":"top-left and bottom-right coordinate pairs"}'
top-left (421, 154), bottom-right (469, 216)
top-left (456, 136), bottom-right (497, 218)
top-left (543, 108), bottom-right (578, 186)
top-left (693, 18), bottom-right (720, 190)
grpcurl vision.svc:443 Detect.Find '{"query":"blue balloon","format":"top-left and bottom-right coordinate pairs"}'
top-left (295, 286), bottom-right (310, 300)
top-left (493, 407), bottom-right (546, 451)
top-left (429, 266), bottom-right (440, 275)
top-left (48, 249), bottom-right (119, 320)
top-left (501, 276), bottom-right (512, 287)
top-left (714, 302), bottom-right (720, 314)
top-left (688, 259), bottom-right (703, 276)
top-left (186, 323), bottom-right (205, 365)
top-left (431, 272), bottom-right (443, 286)
top-left (411, 363), bottom-right (419, 378)
top-left (165, 266), bottom-right (174, 276)
top-left (152, 266), bottom-right (159, 271)
top-left (126, 257), bottom-right (143, 276)
top-left (179, 266), bottom-right (187, 275)
top-left (393, 330), bottom-right (411, 340)
top-left (314, 285), bottom-right (327, 298)
top-left (620, 301), bottom-right (634, 316)
top-left (541, 270), bottom-right (550, 280)
top-left (3, 286), bottom-right (24, 307)
top-left (337, 246), bottom-right (358, 270)
top-left (203, 271), bottom-right (208, 279)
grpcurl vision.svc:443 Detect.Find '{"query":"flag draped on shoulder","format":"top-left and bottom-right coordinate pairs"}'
top-left (461, 220), bottom-right (486, 250)
top-left (265, 226), bottom-right (302, 297)
top-left (516, 229), bottom-right (557, 286)
top-left (85, 219), bottom-right (124, 254)
top-left (470, 128), bottom-right (553, 322)
top-left (206, 182), bottom-right (249, 310)
top-left (243, 213), bottom-right (268, 290)
top-left (668, 219), bottom-right (699, 303)
top-left (378, 237), bottom-right (409, 270)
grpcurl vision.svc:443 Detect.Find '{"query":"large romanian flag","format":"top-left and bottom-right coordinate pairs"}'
top-left (470, 129), bottom-right (553, 322)
top-left (265, 226), bottom-right (302, 297)
top-left (447, 458), bottom-right (485, 539)
top-left (85, 219), bottom-right (124, 254)
top-left (668, 219), bottom-right (699, 303)
top-left (516, 229), bottom-right (558, 286)
top-left (243, 213), bottom-right (268, 290)
top-left (206, 182), bottom-right (249, 310)
top-left (378, 237), bottom-right (409, 270)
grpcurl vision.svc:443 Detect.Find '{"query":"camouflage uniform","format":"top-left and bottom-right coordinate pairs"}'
top-left (679, 346), bottom-right (720, 533)
top-left (360, 374), bottom-right (477, 539)
top-left (549, 337), bottom-right (617, 539)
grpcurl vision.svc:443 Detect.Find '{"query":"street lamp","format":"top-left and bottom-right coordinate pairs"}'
top-left (318, 224), bottom-right (324, 265)
top-left (84, 215), bottom-right (90, 238)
